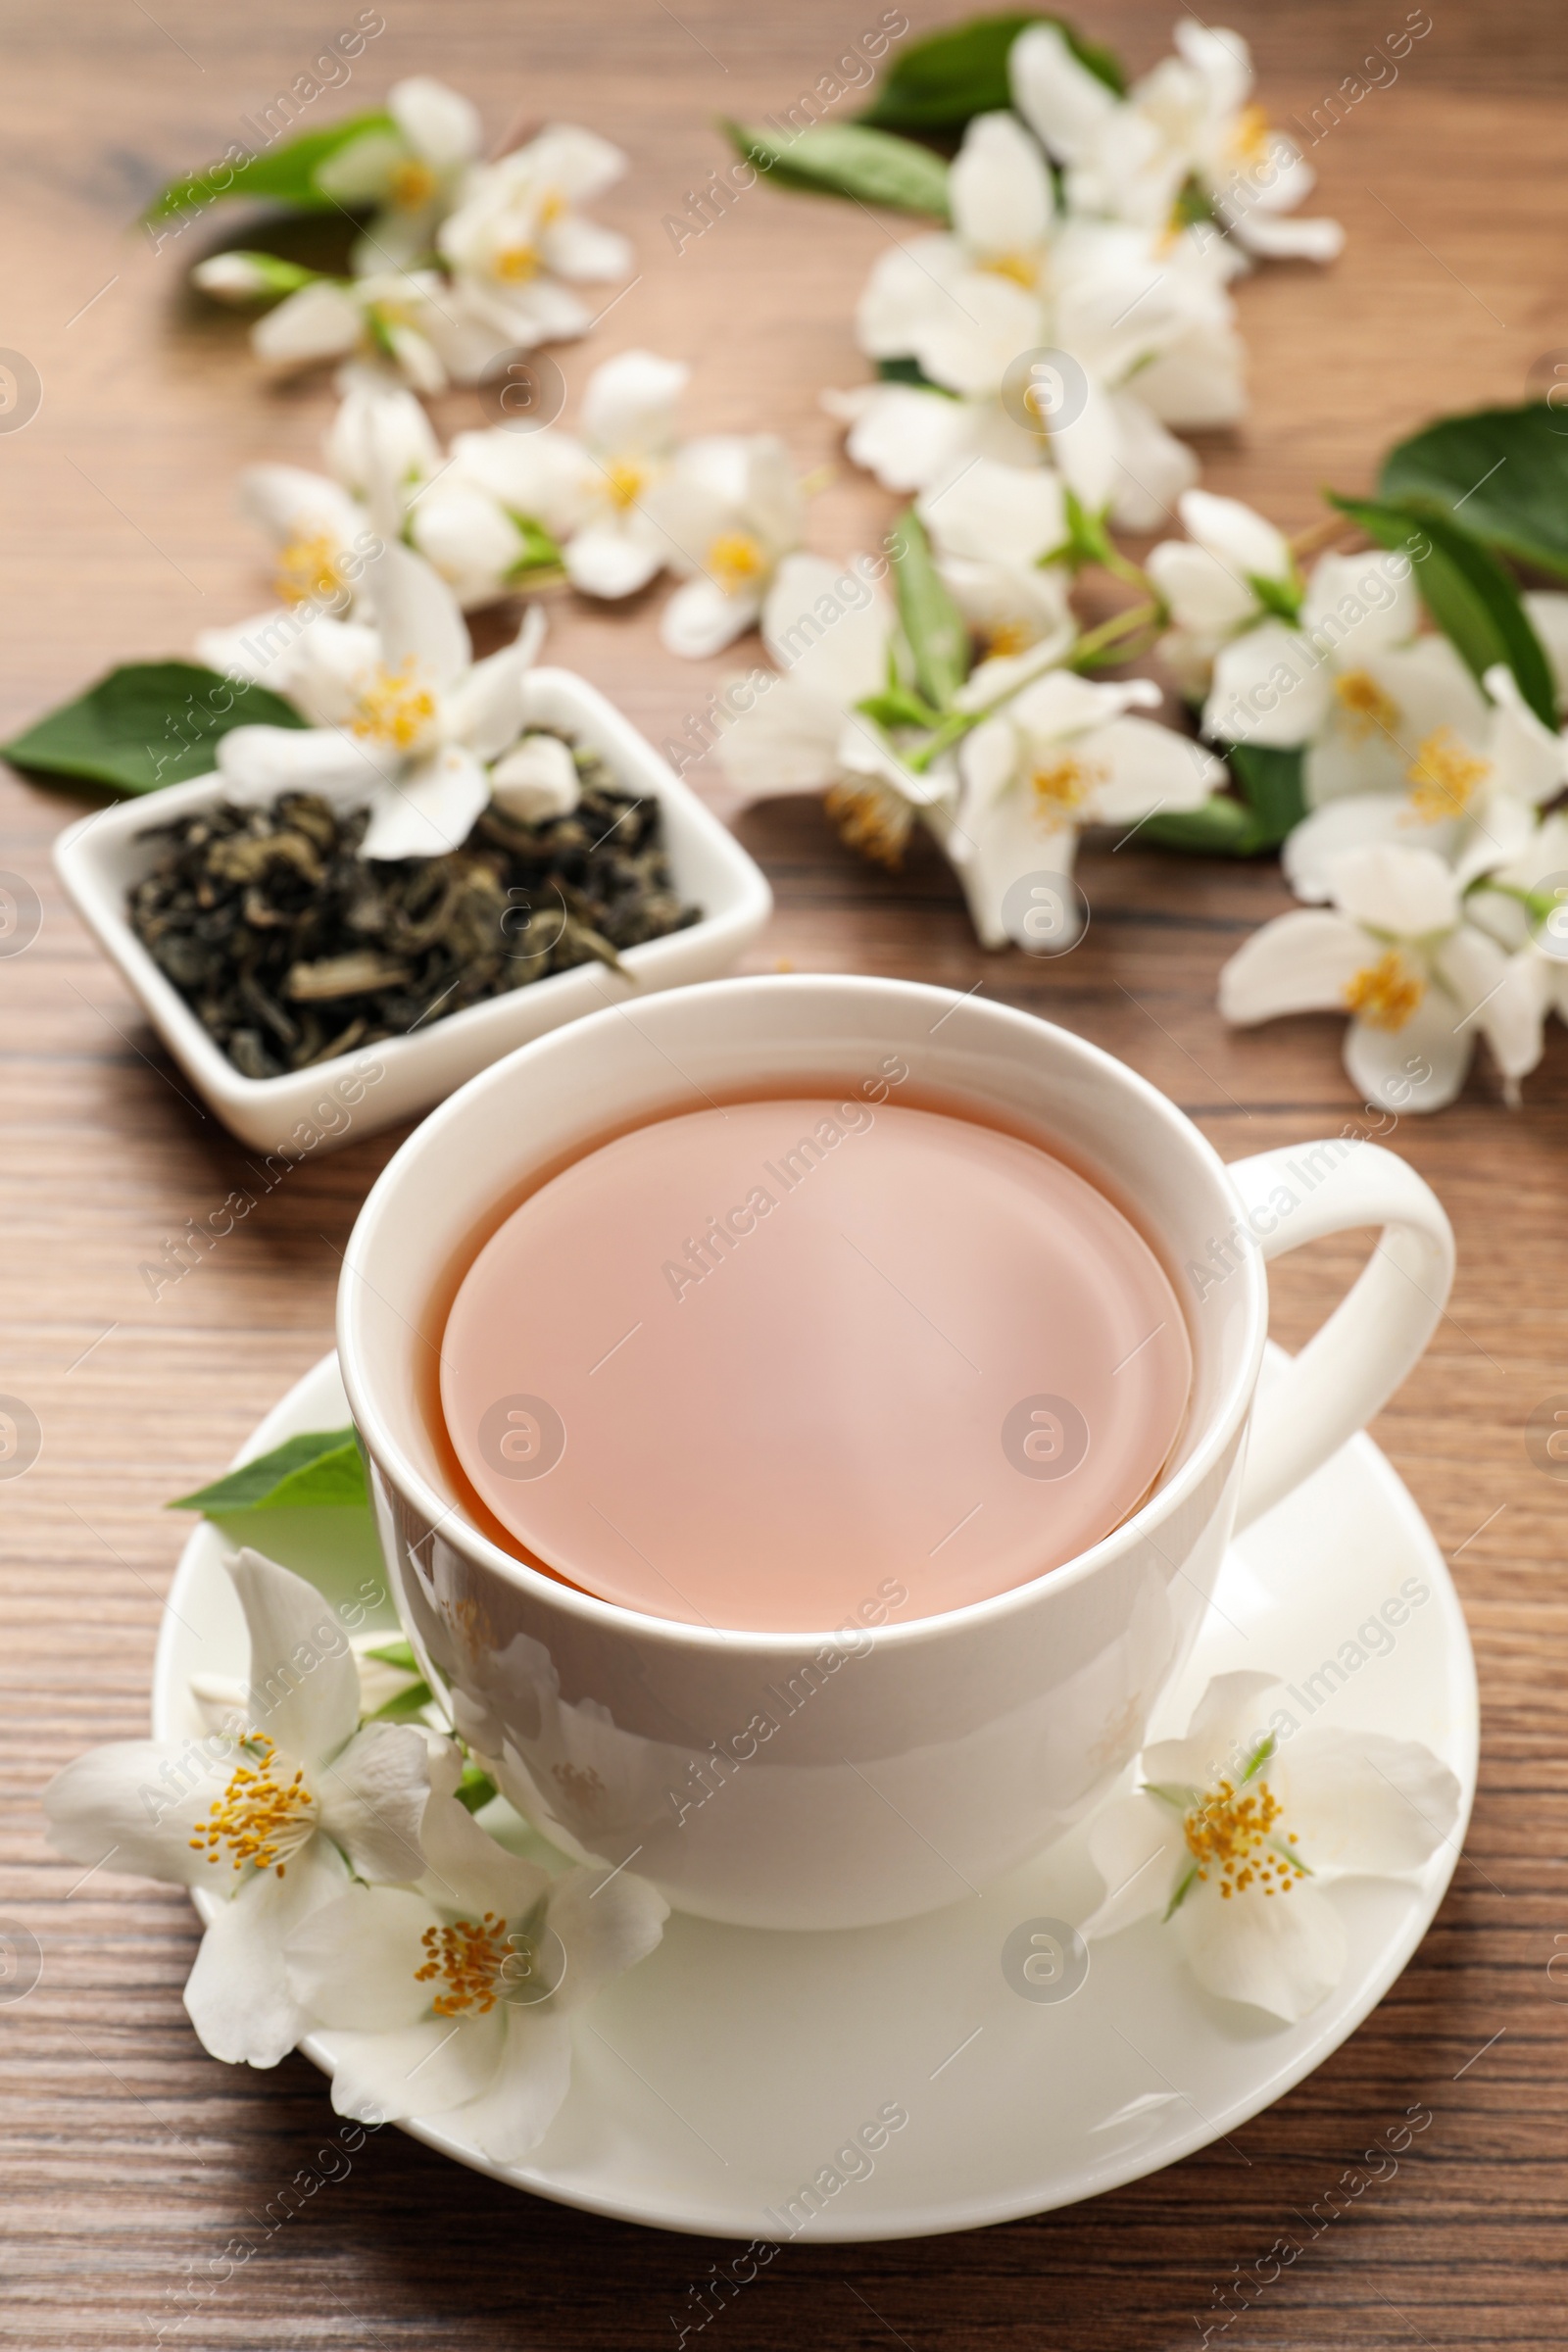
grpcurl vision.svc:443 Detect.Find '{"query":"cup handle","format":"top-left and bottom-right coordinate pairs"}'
top-left (1224, 1142), bottom-right (1455, 1536)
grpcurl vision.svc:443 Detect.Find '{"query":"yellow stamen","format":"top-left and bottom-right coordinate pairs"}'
top-left (415, 1912), bottom-right (536, 2016)
top-left (537, 188), bottom-right (566, 225)
top-left (1333, 667), bottom-right (1400, 741)
top-left (388, 158), bottom-right (438, 210)
top-left (982, 250), bottom-right (1039, 288)
top-left (706, 530), bottom-right (765, 595)
top-left (274, 529), bottom-right (345, 609)
top-left (1345, 950), bottom-right (1424, 1031)
top-left (1405, 725), bottom-right (1490, 822)
top-left (351, 657), bottom-right (438, 752)
top-left (825, 780), bottom-right (911, 870)
top-left (1228, 103), bottom-right (1273, 172)
top-left (188, 1736), bottom-right (316, 1877)
top-left (1184, 1774), bottom-right (1301, 1900)
top-left (494, 243), bottom-right (541, 282)
top-left (1029, 756), bottom-right (1098, 817)
top-left (985, 620), bottom-right (1034, 660)
top-left (603, 459), bottom-right (648, 513)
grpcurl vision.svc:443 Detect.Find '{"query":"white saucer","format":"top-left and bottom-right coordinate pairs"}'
top-left (153, 1349), bottom-right (1478, 2243)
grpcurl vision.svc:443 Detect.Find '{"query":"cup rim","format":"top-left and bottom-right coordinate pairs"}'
top-left (339, 974), bottom-right (1268, 1655)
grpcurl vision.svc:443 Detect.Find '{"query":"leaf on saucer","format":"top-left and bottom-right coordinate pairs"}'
top-left (171, 1427), bottom-right (368, 1513)
top-left (3, 662), bottom-right (307, 796)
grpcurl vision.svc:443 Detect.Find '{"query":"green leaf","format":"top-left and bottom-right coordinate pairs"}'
top-left (505, 516), bottom-right (566, 576)
top-left (856, 684), bottom-right (946, 730)
top-left (875, 355), bottom-right (959, 396)
top-left (171, 1427), bottom-right (368, 1513)
top-left (889, 508), bottom-right (971, 708)
top-left (362, 1638), bottom-right (420, 1673)
top-left (1331, 493), bottom-right (1557, 728)
top-left (143, 111), bottom-right (397, 221)
top-left (368, 1677), bottom-right (436, 1721)
top-left (722, 119), bottom-right (951, 218)
top-left (1162, 1861), bottom-right (1200, 1921)
top-left (1380, 401), bottom-right (1568, 583)
top-left (455, 1764), bottom-right (500, 1813)
top-left (3, 662), bottom-right (307, 796)
top-left (858, 14), bottom-right (1125, 133)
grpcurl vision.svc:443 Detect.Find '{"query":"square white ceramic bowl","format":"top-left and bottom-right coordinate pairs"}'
top-left (52, 666), bottom-right (772, 1154)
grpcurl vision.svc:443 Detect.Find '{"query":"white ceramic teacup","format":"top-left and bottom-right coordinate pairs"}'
top-left (338, 976), bottom-right (1454, 1931)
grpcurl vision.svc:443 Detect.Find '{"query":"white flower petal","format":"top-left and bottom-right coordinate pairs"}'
top-left (1233, 212), bottom-right (1345, 263)
top-left (416, 1792), bottom-right (552, 1920)
top-left (361, 746), bottom-right (491, 860)
top-left (316, 1721), bottom-right (433, 1884)
top-left (544, 1866), bottom-right (668, 2013)
top-left (286, 1884), bottom-right (438, 2031)
top-left (1283, 795), bottom-right (1436, 905)
top-left (1217, 909), bottom-right (1372, 1025)
top-left (1283, 1729), bottom-right (1461, 1878)
top-left (760, 552), bottom-right (892, 710)
top-left (408, 482), bottom-right (526, 607)
top-left (217, 723), bottom-right (382, 794)
top-left (1344, 986), bottom-right (1473, 1113)
top-left (490, 732), bottom-right (581, 822)
top-left (447, 427), bottom-right (597, 535)
top-left (1175, 1875), bottom-right (1347, 2023)
top-left (325, 2007), bottom-right (507, 2126)
top-left (238, 464), bottom-right (360, 553)
top-left (911, 271), bottom-right (1043, 399)
top-left (542, 216), bottom-right (635, 282)
top-left (1302, 551), bottom-right (1424, 660)
top-left (1331, 841), bottom-right (1461, 935)
top-left (512, 122), bottom-right (628, 204)
top-left (1009, 20), bottom-right (1119, 161)
top-left (253, 282), bottom-right (365, 370)
top-left (580, 349), bottom-right (687, 455)
top-left (230, 1547), bottom-right (361, 1765)
top-left (1180, 488), bottom-right (1292, 583)
top-left (453, 2004), bottom-right (573, 2163)
top-left (184, 1837), bottom-right (349, 2067)
top-left (389, 75), bottom-right (482, 170)
top-left (564, 519), bottom-right (665, 600)
top-left (949, 110), bottom-right (1054, 254)
top-left (1202, 618), bottom-right (1329, 747)
top-left (1081, 1792), bottom-right (1186, 1936)
top-left (917, 455), bottom-right (1067, 569)
top-left (1146, 540), bottom-right (1259, 639)
top-left (44, 1739), bottom-right (232, 1886)
top-left (1089, 715), bottom-right (1222, 821)
top-left (362, 541), bottom-right (471, 691)
top-left (1434, 926), bottom-right (1545, 1084)
top-left (1140, 1671), bottom-right (1284, 1790)
top-left (445, 616), bottom-right (543, 760)
top-left (717, 678), bottom-right (846, 793)
top-left (660, 573), bottom-right (760, 659)
top-left (1102, 393), bottom-right (1199, 534)
top-left (825, 381), bottom-right (1010, 495)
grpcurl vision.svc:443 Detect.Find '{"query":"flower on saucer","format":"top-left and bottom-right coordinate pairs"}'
top-left (315, 76), bottom-right (484, 274)
top-left (716, 552), bottom-right (955, 867)
top-left (430, 125), bottom-right (634, 378)
top-left (215, 541), bottom-right (548, 860)
top-left (1282, 662), bottom-right (1568, 900)
top-left (43, 1549), bottom-right (440, 2069)
top-left (952, 667), bottom-right (1223, 947)
top-left (1218, 840), bottom-right (1544, 1109)
top-left (914, 457), bottom-right (1075, 661)
top-left (648, 434), bottom-right (808, 658)
top-left (284, 1782), bottom-right (667, 2164)
top-left (1081, 1670), bottom-right (1459, 2023)
top-left (1146, 488), bottom-right (1300, 698)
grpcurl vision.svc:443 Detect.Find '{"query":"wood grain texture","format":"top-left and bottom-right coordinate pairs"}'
top-left (2, 2), bottom-right (1567, 2344)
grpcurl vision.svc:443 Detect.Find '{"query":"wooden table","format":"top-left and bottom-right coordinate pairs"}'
top-left (4, 2), bottom-right (1566, 2342)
